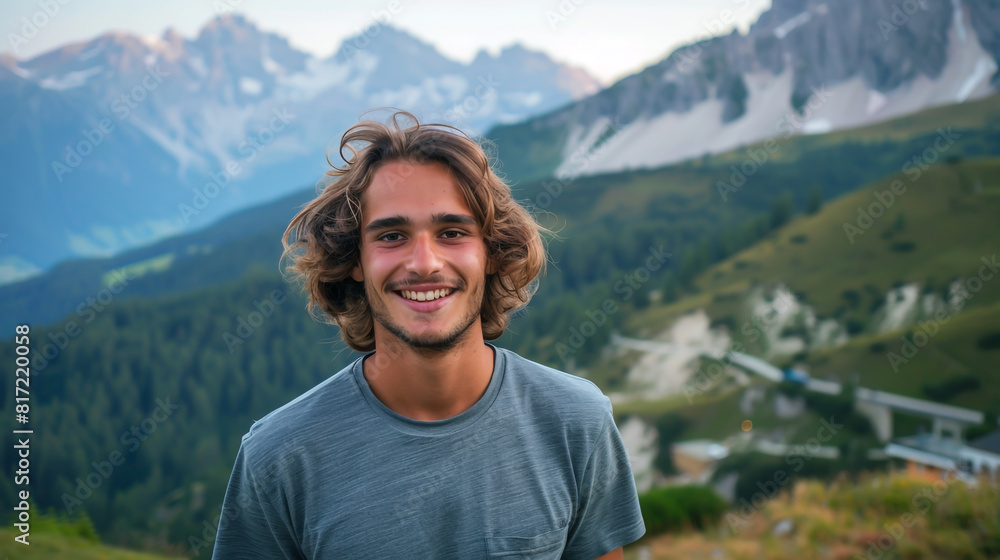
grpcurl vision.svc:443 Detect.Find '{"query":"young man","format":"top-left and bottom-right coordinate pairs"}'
top-left (212, 112), bottom-right (645, 559)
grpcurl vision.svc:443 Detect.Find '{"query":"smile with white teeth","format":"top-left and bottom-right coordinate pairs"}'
top-left (399, 288), bottom-right (453, 302)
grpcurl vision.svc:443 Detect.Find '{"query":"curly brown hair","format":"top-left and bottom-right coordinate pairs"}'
top-left (281, 111), bottom-right (546, 352)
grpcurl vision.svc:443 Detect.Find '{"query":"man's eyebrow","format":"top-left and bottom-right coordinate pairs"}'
top-left (432, 213), bottom-right (477, 226)
top-left (364, 216), bottom-right (410, 233)
top-left (364, 213), bottom-right (478, 234)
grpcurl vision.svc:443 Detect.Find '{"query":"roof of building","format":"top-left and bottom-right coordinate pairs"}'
top-left (885, 442), bottom-right (957, 470)
top-left (672, 439), bottom-right (729, 461)
top-left (855, 387), bottom-right (984, 424)
top-left (969, 429), bottom-right (1000, 455)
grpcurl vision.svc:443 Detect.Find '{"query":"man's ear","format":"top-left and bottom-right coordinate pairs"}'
top-left (351, 263), bottom-right (364, 282)
top-left (486, 257), bottom-right (498, 275)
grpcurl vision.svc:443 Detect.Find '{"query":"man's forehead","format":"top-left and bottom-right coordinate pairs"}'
top-left (360, 162), bottom-right (478, 229)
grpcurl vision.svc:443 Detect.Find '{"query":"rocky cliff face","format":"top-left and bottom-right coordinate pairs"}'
top-left (492, 0), bottom-right (998, 182)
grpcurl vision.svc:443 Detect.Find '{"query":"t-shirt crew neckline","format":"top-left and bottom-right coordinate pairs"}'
top-left (352, 343), bottom-right (506, 437)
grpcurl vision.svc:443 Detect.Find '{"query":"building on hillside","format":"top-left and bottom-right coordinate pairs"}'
top-left (855, 387), bottom-right (983, 443)
top-left (671, 439), bottom-right (729, 483)
top-left (965, 429), bottom-right (1000, 484)
top-left (885, 427), bottom-right (1000, 486)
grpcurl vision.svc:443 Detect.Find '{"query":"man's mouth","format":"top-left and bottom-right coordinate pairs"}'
top-left (397, 288), bottom-right (454, 302)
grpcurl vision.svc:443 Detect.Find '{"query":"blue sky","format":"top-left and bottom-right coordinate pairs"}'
top-left (2, 0), bottom-right (771, 84)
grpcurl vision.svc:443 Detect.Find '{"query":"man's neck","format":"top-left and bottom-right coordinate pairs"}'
top-left (362, 332), bottom-right (496, 421)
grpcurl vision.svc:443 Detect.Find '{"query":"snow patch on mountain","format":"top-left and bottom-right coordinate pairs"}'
top-left (952, 0), bottom-right (967, 43)
top-left (276, 57), bottom-right (350, 101)
top-left (130, 117), bottom-right (206, 176)
top-left (957, 56), bottom-right (998, 101)
top-left (39, 66), bottom-right (102, 90)
top-left (8, 64), bottom-right (31, 80)
top-left (802, 118), bottom-right (832, 134)
top-left (0, 256), bottom-right (41, 285)
top-left (774, 11), bottom-right (813, 39)
top-left (555, 70), bottom-right (797, 177)
top-left (67, 219), bottom-right (179, 258)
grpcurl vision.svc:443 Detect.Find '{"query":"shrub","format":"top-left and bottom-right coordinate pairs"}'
top-left (639, 485), bottom-right (727, 535)
top-left (976, 331), bottom-right (1000, 351)
top-left (921, 375), bottom-right (980, 401)
top-left (890, 241), bottom-right (916, 252)
top-left (653, 413), bottom-right (689, 475)
top-left (33, 510), bottom-right (100, 543)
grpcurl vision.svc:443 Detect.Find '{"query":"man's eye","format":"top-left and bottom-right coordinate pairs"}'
top-left (442, 230), bottom-right (465, 239)
top-left (379, 233), bottom-right (403, 242)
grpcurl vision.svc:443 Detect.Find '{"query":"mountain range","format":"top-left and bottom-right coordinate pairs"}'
top-left (3, 0), bottom-right (998, 283)
top-left (0, 14), bottom-right (599, 283)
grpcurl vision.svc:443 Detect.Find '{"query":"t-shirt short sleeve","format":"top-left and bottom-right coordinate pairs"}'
top-left (211, 440), bottom-right (304, 560)
top-left (563, 406), bottom-right (646, 559)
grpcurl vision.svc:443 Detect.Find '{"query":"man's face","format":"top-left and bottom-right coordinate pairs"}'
top-left (352, 160), bottom-right (490, 351)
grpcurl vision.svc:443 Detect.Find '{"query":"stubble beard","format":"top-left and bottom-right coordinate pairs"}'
top-left (366, 280), bottom-right (485, 353)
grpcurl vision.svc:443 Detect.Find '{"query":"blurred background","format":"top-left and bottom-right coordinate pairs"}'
top-left (2, 0), bottom-right (999, 558)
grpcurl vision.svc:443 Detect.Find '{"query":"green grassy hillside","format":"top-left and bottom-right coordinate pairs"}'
top-left (616, 157), bottom-right (1000, 414)
top-left (0, 515), bottom-right (185, 559)
top-left (624, 476), bottom-right (1000, 560)
top-left (697, 157), bottom-right (1000, 317)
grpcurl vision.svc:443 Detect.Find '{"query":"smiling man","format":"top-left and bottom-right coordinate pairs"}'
top-left (211, 112), bottom-right (645, 559)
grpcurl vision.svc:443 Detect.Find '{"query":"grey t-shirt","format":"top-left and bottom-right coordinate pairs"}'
top-left (211, 344), bottom-right (645, 559)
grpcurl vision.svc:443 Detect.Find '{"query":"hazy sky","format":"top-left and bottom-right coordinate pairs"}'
top-left (2, 0), bottom-right (771, 85)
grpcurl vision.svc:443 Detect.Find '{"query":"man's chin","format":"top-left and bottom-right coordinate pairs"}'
top-left (379, 314), bottom-right (480, 353)
top-left (391, 327), bottom-right (467, 352)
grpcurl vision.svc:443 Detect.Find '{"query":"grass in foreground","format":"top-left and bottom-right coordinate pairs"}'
top-left (626, 474), bottom-right (1000, 560)
top-left (0, 514), bottom-right (185, 560)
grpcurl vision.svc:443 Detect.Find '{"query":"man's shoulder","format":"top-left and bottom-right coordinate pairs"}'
top-left (497, 347), bottom-right (612, 419)
top-left (239, 357), bottom-right (362, 459)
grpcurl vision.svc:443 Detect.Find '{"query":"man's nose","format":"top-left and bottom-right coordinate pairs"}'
top-left (406, 233), bottom-right (443, 276)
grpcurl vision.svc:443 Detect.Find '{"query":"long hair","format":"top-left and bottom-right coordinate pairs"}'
top-left (281, 111), bottom-right (546, 352)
